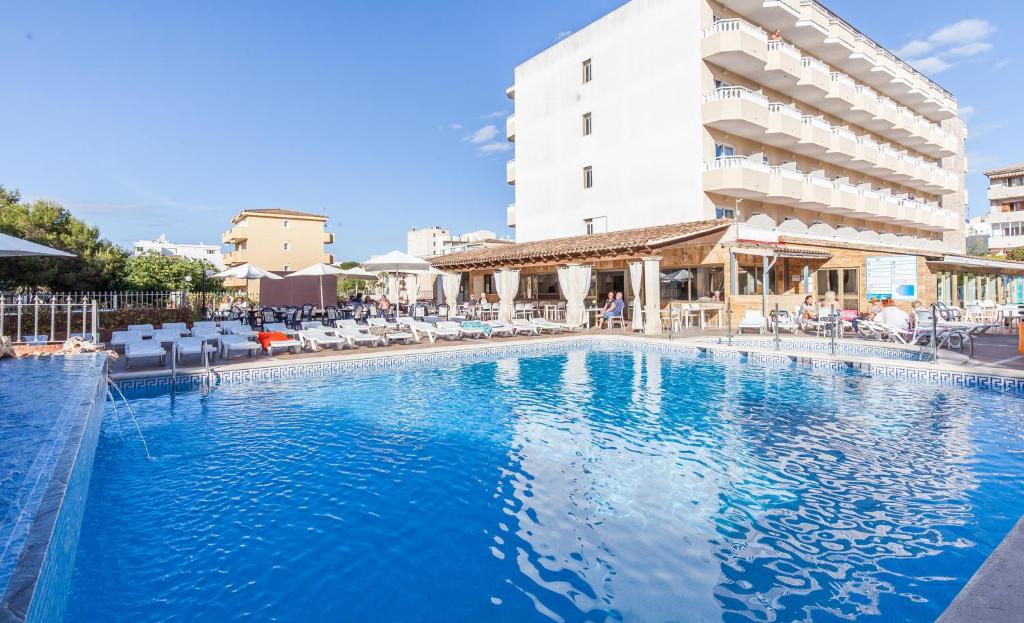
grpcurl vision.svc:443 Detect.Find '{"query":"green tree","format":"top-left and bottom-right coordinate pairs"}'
top-left (121, 253), bottom-right (224, 292)
top-left (0, 187), bottom-right (129, 291)
top-left (335, 260), bottom-right (366, 297)
top-left (1006, 247), bottom-right (1024, 262)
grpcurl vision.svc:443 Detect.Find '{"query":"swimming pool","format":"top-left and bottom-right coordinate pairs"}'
top-left (67, 345), bottom-right (1024, 622)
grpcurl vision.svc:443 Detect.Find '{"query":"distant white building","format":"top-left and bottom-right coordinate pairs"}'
top-left (968, 163), bottom-right (1024, 254)
top-left (133, 234), bottom-right (225, 269)
top-left (407, 226), bottom-right (513, 258)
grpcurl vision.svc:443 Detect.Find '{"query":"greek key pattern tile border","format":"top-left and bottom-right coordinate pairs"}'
top-left (717, 338), bottom-right (928, 361)
top-left (111, 337), bottom-right (1024, 396)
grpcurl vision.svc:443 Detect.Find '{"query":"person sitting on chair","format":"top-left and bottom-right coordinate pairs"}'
top-left (598, 292), bottom-right (625, 329)
top-left (875, 298), bottom-right (910, 333)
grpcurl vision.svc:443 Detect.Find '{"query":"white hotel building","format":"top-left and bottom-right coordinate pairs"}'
top-left (504, 0), bottom-right (966, 251)
top-left (433, 0), bottom-right (1024, 319)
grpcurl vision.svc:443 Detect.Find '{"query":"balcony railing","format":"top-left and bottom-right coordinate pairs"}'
top-left (702, 86), bottom-right (769, 105)
top-left (768, 102), bottom-right (802, 119)
top-left (704, 156), bottom-right (770, 172)
top-left (768, 39), bottom-right (801, 59)
top-left (703, 18), bottom-right (767, 40)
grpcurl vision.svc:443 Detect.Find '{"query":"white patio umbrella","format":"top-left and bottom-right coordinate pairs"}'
top-left (212, 263), bottom-right (282, 301)
top-left (337, 266), bottom-right (379, 280)
top-left (0, 232), bottom-right (75, 257)
top-left (287, 263), bottom-right (345, 310)
top-left (363, 251), bottom-right (430, 311)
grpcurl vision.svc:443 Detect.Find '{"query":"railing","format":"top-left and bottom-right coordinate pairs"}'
top-left (801, 57), bottom-right (830, 75)
top-left (702, 18), bottom-right (767, 40)
top-left (767, 39), bottom-right (801, 59)
top-left (0, 295), bottom-right (98, 344)
top-left (832, 126), bottom-right (857, 141)
top-left (703, 86), bottom-right (769, 105)
top-left (0, 291), bottom-right (192, 311)
top-left (704, 156), bottom-right (769, 172)
top-left (802, 115), bottom-right (832, 131)
top-left (769, 102), bottom-right (802, 119)
top-left (830, 72), bottom-right (856, 88)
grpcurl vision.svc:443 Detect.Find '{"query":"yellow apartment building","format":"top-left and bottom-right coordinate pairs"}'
top-left (221, 208), bottom-right (335, 299)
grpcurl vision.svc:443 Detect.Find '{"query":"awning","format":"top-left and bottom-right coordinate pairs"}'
top-left (928, 255), bottom-right (1024, 272)
top-left (730, 243), bottom-right (832, 260)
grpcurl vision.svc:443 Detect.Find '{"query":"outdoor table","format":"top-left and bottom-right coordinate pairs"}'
top-left (584, 307), bottom-right (603, 329)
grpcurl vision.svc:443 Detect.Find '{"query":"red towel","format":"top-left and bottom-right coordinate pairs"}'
top-left (257, 331), bottom-right (290, 352)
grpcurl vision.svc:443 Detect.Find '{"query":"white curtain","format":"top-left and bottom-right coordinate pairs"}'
top-left (386, 275), bottom-right (400, 303)
top-left (557, 264), bottom-right (592, 327)
top-left (405, 272), bottom-right (420, 307)
top-left (442, 272), bottom-right (461, 309)
top-left (494, 269), bottom-right (520, 321)
top-left (629, 261), bottom-right (644, 331)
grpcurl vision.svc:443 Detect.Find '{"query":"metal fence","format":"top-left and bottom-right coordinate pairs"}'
top-left (0, 295), bottom-right (98, 344)
top-left (0, 291), bottom-right (192, 311)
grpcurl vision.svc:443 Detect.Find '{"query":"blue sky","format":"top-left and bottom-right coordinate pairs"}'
top-left (0, 1), bottom-right (1020, 260)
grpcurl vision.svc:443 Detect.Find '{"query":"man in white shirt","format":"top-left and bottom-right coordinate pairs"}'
top-left (874, 299), bottom-right (910, 332)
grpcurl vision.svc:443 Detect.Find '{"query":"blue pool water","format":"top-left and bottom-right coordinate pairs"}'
top-left (0, 354), bottom-right (105, 599)
top-left (66, 347), bottom-right (1024, 622)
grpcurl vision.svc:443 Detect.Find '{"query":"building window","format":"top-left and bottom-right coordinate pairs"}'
top-left (283, 219), bottom-right (290, 228)
top-left (715, 207), bottom-right (735, 219)
top-left (582, 112), bottom-right (592, 136)
top-left (283, 242), bottom-right (290, 251)
top-left (583, 166), bottom-right (593, 189)
top-left (483, 274), bottom-right (494, 295)
top-left (582, 59), bottom-right (592, 84)
top-left (283, 265), bottom-right (290, 271)
top-left (715, 143), bottom-right (735, 158)
top-left (585, 219), bottom-right (595, 235)
top-left (816, 268), bottom-right (860, 310)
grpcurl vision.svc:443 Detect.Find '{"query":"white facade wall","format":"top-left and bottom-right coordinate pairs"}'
top-left (507, 0), bottom-right (967, 252)
top-left (512, 0), bottom-right (705, 242)
top-left (133, 236), bottom-right (224, 269)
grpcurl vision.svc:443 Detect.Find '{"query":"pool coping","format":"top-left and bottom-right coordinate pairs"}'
top-left (109, 333), bottom-right (1024, 394)
top-left (938, 515), bottom-right (1024, 623)
top-left (0, 354), bottom-right (108, 623)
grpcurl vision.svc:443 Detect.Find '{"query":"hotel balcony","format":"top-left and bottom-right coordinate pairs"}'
top-left (224, 250), bottom-right (246, 266)
top-left (742, 0), bottom-right (960, 121)
top-left (506, 114), bottom-right (515, 142)
top-left (988, 184), bottom-right (1024, 202)
top-left (506, 203), bottom-right (516, 228)
top-left (324, 231), bottom-right (335, 244)
top-left (323, 253), bottom-right (335, 265)
top-left (506, 85), bottom-right (515, 100)
top-left (506, 159), bottom-right (516, 185)
top-left (701, 18), bottom-right (957, 157)
top-left (703, 157), bottom-right (958, 232)
top-left (702, 87), bottom-right (959, 195)
top-left (222, 227), bottom-right (248, 244)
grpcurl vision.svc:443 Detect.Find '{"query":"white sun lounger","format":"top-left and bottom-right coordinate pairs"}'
top-left (174, 337), bottom-right (217, 364)
top-left (491, 320), bottom-right (537, 335)
top-left (530, 318), bottom-right (571, 333)
top-left (366, 318), bottom-right (414, 344)
top-left (513, 319), bottom-right (553, 334)
top-left (299, 327), bottom-right (346, 351)
top-left (160, 322), bottom-right (189, 336)
top-left (336, 326), bottom-right (384, 348)
top-left (110, 330), bottom-right (142, 353)
top-left (263, 322), bottom-right (299, 339)
top-left (219, 334), bottom-right (261, 359)
top-left (400, 317), bottom-right (460, 343)
top-left (437, 321), bottom-right (486, 339)
top-left (483, 320), bottom-right (517, 337)
top-left (151, 328), bottom-right (183, 349)
top-left (219, 320), bottom-right (257, 338)
top-left (737, 310), bottom-right (765, 334)
top-left (126, 323), bottom-right (155, 339)
top-left (192, 321), bottom-right (220, 335)
top-left (124, 339), bottom-right (166, 369)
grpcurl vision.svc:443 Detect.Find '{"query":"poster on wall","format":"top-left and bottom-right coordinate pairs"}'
top-left (865, 255), bottom-right (918, 301)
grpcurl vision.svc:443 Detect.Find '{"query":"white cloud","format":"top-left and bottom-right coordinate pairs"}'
top-left (994, 58), bottom-right (1010, 69)
top-left (958, 105), bottom-right (976, 120)
top-left (929, 18), bottom-right (995, 46)
top-left (481, 110), bottom-right (508, 119)
top-left (557, 30), bottom-right (573, 40)
top-left (948, 42), bottom-right (991, 57)
top-left (896, 39), bottom-right (933, 58)
top-left (897, 18), bottom-right (995, 76)
top-left (465, 124), bottom-right (499, 144)
top-left (448, 122), bottom-right (463, 130)
top-left (911, 56), bottom-right (951, 74)
top-left (477, 142), bottom-right (512, 155)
